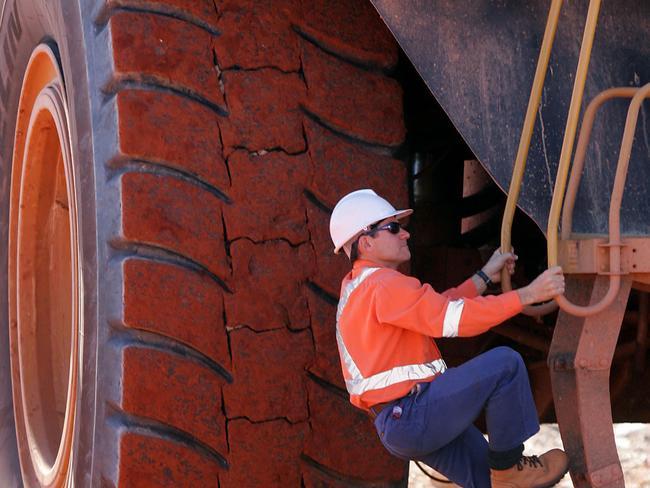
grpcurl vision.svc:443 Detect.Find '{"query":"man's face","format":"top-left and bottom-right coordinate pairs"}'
top-left (359, 217), bottom-right (410, 268)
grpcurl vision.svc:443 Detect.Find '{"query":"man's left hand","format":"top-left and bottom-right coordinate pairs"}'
top-left (481, 249), bottom-right (517, 284)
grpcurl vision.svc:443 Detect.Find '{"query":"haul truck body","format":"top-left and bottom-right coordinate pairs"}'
top-left (0, 0), bottom-right (648, 486)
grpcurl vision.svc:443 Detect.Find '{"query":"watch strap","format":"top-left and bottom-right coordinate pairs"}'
top-left (476, 269), bottom-right (492, 287)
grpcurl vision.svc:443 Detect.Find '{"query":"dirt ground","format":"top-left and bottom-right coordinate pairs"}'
top-left (408, 423), bottom-right (650, 487)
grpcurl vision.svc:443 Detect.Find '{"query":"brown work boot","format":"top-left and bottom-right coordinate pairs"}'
top-left (490, 449), bottom-right (569, 488)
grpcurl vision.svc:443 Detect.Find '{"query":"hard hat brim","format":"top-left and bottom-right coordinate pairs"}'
top-left (333, 208), bottom-right (413, 254)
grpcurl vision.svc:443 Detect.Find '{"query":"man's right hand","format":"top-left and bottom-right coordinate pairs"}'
top-left (517, 266), bottom-right (565, 306)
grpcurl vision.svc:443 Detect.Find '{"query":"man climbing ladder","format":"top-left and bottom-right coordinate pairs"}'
top-left (329, 189), bottom-right (570, 488)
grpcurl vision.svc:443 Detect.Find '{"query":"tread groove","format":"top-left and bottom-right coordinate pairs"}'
top-left (306, 281), bottom-right (338, 306)
top-left (300, 454), bottom-right (403, 487)
top-left (303, 189), bottom-right (332, 214)
top-left (292, 25), bottom-right (393, 74)
top-left (110, 242), bottom-right (232, 294)
top-left (108, 158), bottom-right (232, 205)
top-left (106, 404), bottom-right (230, 469)
top-left (301, 107), bottom-right (398, 154)
top-left (96, 3), bottom-right (221, 36)
top-left (306, 371), bottom-right (348, 401)
top-left (104, 76), bottom-right (229, 117)
top-left (109, 323), bottom-right (234, 384)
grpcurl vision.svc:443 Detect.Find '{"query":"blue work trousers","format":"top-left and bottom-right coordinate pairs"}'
top-left (374, 346), bottom-right (540, 488)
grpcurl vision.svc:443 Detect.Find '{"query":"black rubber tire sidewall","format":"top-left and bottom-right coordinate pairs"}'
top-left (0, 0), bottom-right (98, 485)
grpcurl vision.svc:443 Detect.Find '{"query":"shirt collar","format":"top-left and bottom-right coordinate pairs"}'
top-left (352, 259), bottom-right (384, 276)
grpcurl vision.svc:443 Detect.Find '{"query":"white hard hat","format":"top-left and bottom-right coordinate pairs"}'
top-left (329, 189), bottom-right (413, 254)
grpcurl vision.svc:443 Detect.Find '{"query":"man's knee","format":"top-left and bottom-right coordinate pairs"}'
top-left (489, 346), bottom-right (525, 374)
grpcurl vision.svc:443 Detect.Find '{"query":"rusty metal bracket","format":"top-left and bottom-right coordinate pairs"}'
top-left (550, 353), bottom-right (575, 371)
top-left (559, 237), bottom-right (650, 275)
top-left (549, 352), bottom-right (611, 371)
top-left (549, 275), bottom-right (631, 488)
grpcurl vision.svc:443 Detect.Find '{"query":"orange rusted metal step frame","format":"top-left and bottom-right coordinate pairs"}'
top-left (549, 276), bottom-right (631, 488)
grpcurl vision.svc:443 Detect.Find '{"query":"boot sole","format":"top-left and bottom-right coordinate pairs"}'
top-left (533, 464), bottom-right (571, 488)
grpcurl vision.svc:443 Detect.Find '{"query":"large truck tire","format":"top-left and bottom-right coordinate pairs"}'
top-left (0, 0), bottom-right (410, 486)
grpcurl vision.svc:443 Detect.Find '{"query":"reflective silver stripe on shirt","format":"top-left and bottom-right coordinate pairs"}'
top-left (442, 299), bottom-right (465, 337)
top-left (336, 267), bottom-right (447, 396)
top-left (345, 358), bottom-right (447, 396)
top-left (336, 267), bottom-right (380, 380)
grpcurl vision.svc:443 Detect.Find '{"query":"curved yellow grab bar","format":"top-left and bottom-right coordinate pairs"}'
top-left (500, 0), bottom-right (562, 316)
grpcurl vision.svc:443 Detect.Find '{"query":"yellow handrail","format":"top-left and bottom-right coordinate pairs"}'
top-left (500, 0), bottom-right (562, 316)
top-left (547, 0), bottom-right (602, 267)
top-left (547, 0), bottom-right (609, 317)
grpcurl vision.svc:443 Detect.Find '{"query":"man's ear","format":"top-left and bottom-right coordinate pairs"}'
top-left (358, 235), bottom-right (372, 253)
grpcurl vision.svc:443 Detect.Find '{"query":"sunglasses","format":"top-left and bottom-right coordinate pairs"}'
top-left (364, 221), bottom-right (403, 236)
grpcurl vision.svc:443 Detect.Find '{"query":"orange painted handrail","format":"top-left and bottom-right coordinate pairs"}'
top-left (561, 87), bottom-right (638, 239)
top-left (500, 0), bottom-right (562, 317)
top-left (551, 83), bottom-right (650, 316)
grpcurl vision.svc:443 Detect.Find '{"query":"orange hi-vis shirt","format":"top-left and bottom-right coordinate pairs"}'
top-left (336, 259), bottom-right (524, 411)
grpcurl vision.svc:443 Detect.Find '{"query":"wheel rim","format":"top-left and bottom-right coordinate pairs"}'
top-left (8, 45), bottom-right (80, 487)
